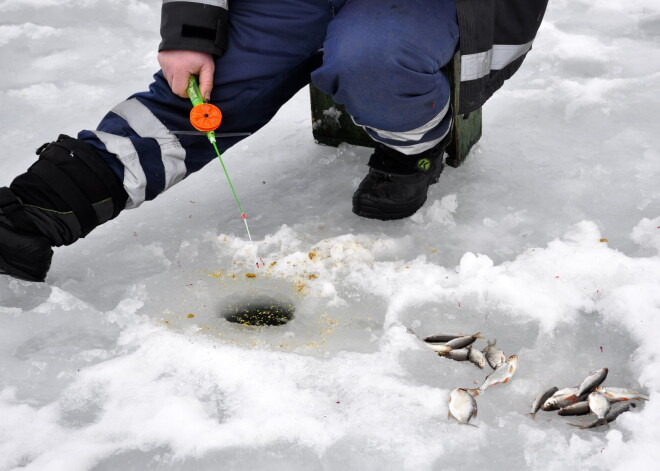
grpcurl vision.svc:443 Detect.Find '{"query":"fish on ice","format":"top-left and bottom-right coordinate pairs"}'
top-left (448, 388), bottom-right (478, 426)
top-left (541, 387), bottom-right (581, 411)
top-left (569, 402), bottom-right (637, 430)
top-left (483, 340), bottom-right (506, 370)
top-left (439, 346), bottom-right (486, 368)
top-left (444, 348), bottom-right (470, 361)
top-left (595, 386), bottom-right (649, 402)
top-left (469, 355), bottom-right (518, 396)
top-left (467, 345), bottom-right (486, 369)
top-left (445, 333), bottom-right (482, 349)
top-left (424, 333), bottom-right (466, 343)
top-left (587, 391), bottom-right (610, 427)
top-left (428, 343), bottom-right (453, 355)
top-left (558, 401), bottom-right (591, 416)
top-left (423, 331), bottom-right (481, 343)
top-left (576, 368), bottom-right (608, 397)
top-left (528, 386), bottom-right (559, 419)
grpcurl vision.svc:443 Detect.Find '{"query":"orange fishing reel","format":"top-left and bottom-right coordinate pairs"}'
top-left (190, 102), bottom-right (223, 132)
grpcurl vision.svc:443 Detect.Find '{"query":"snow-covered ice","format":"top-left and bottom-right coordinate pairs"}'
top-left (1, 0), bottom-right (659, 469)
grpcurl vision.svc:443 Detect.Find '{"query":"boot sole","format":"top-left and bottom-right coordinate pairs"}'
top-left (352, 194), bottom-right (428, 221)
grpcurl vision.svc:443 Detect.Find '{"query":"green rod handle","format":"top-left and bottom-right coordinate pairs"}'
top-left (187, 76), bottom-right (205, 107)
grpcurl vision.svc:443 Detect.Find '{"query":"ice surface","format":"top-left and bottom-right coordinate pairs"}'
top-left (1, 0), bottom-right (660, 470)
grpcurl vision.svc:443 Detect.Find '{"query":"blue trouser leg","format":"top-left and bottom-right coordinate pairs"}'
top-left (312, 0), bottom-right (459, 155)
top-left (78, 0), bottom-right (334, 209)
top-left (78, 0), bottom-right (458, 209)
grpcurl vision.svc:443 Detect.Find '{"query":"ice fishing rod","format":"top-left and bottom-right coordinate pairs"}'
top-left (186, 76), bottom-right (263, 269)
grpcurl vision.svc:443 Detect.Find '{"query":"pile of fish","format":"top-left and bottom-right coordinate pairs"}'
top-left (416, 330), bottom-right (649, 430)
top-left (418, 331), bottom-right (518, 427)
top-left (529, 367), bottom-right (648, 429)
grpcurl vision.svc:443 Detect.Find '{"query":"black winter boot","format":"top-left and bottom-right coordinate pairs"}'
top-left (352, 139), bottom-right (447, 221)
top-left (0, 135), bottom-right (128, 282)
top-left (0, 189), bottom-right (53, 282)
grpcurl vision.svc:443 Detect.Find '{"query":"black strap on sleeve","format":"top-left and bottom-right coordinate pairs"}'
top-left (159, 2), bottom-right (229, 56)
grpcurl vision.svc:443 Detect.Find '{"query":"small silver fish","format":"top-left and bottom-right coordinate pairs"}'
top-left (595, 386), bottom-right (649, 402)
top-left (576, 368), bottom-right (608, 397)
top-left (483, 340), bottom-right (506, 370)
top-left (588, 391), bottom-right (611, 427)
top-left (445, 333), bottom-right (482, 349)
top-left (448, 388), bottom-right (478, 426)
top-left (569, 402), bottom-right (637, 430)
top-left (424, 333), bottom-right (464, 343)
top-left (469, 355), bottom-right (518, 396)
top-left (528, 386), bottom-right (559, 419)
top-left (467, 345), bottom-right (486, 369)
top-left (429, 343), bottom-right (453, 355)
top-left (541, 387), bottom-right (580, 411)
top-left (444, 348), bottom-right (470, 361)
top-left (558, 401), bottom-right (591, 416)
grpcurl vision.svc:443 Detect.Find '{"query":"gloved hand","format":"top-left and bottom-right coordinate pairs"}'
top-left (158, 50), bottom-right (215, 101)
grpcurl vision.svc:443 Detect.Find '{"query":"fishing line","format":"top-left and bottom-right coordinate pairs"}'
top-left (187, 76), bottom-right (262, 269)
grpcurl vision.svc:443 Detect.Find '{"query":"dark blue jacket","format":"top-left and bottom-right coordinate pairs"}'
top-left (159, 0), bottom-right (549, 114)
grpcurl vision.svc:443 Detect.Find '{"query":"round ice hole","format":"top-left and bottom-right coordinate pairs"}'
top-left (222, 295), bottom-right (295, 326)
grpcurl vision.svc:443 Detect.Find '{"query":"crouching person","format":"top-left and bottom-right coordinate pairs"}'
top-left (0, 0), bottom-right (548, 282)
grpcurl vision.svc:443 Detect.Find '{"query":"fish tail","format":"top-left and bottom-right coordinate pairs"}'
top-left (467, 388), bottom-right (480, 397)
top-left (527, 412), bottom-right (537, 421)
top-left (472, 332), bottom-right (483, 339)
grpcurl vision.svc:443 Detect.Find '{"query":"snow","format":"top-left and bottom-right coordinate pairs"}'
top-left (1, 0), bottom-right (660, 469)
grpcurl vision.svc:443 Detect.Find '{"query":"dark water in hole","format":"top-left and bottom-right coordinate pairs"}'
top-left (221, 295), bottom-right (296, 326)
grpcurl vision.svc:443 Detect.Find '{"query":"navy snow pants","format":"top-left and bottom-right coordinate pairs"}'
top-left (78, 0), bottom-right (459, 209)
